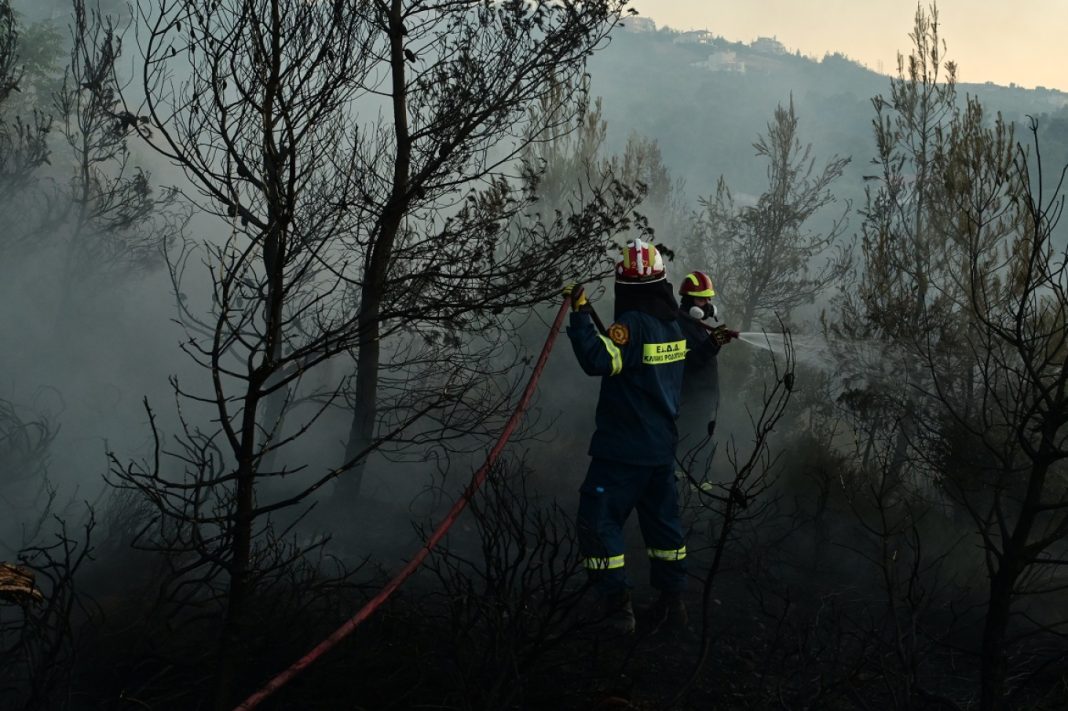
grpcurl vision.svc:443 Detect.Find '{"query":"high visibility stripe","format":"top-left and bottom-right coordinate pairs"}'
top-left (684, 272), bottom-right (715, 297)
top-left (584, 554), bottom-right (625, 571)
top-left (647, 546), bottom-right (686, 561)
top-left (642, 340), bottom-right (686, 365)
top-left (597, 334), bottom-right (623, 375)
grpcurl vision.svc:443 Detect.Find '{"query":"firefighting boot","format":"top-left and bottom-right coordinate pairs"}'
top-left (646, 590), bottom-right (693, 639)
top-left (600, 591), bottom-right (636, 636)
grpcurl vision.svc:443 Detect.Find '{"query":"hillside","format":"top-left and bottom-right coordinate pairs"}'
top-left (587, 19), bottom-right (1068, 206)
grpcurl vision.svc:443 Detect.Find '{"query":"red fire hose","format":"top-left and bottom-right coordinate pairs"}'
top-left (233, 296), bottom-right (573, 710)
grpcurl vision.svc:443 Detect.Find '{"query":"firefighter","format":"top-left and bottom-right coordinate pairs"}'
top-left (563, 239), bottom-right (689, 635)
top-left (676, 270), bottom-right (736, 447)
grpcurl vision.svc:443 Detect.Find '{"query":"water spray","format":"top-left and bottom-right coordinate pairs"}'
top-left (731, 328), bottom-right (906, 383)
top-left (735, 331), bottom-right (784, 352)
top-left (575, 289), bottom-right (836, 376)
top-left (734, 330), bottom-right (826, 370)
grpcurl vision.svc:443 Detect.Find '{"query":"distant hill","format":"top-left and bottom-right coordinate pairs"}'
top-left (587, 19), bottom-right (1068, 209)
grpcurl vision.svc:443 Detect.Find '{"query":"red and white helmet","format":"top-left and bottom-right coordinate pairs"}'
top-left (679, 271), bottom-right (716, 298)
top-left (615, 239), bottom-right (666, 284)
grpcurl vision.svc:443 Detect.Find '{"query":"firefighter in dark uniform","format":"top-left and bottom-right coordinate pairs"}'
top-left (676, 270), bottom-right (735, 448)
top-left (564, 239), bottom-right (689, 635)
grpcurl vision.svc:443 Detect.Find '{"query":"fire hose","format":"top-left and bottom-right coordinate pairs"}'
top-left (233, 295), bottom-right (573, 710)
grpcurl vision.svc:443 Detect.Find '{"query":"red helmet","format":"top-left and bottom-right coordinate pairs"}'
top-left (679, 271), bottom-right (715, 298)
top-left (615, 239), bottom-right (666, 284)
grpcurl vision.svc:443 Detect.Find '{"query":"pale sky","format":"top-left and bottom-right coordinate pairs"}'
top-left (631, 1), bottom-right (1068, 91)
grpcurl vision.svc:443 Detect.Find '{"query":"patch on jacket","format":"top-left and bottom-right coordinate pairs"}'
top-left (607, 323), bottom-right (630, 346)
top-left (642, 340), bottom-right (687, 364)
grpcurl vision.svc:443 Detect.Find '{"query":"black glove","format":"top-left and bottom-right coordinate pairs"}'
top-left (706, 420), bottom-right (716, 438)
top-left (711, 325), bottom-right (737, 346)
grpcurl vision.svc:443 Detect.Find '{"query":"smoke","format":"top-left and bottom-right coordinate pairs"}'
top-left (735, 330), bottom-right (912, 396)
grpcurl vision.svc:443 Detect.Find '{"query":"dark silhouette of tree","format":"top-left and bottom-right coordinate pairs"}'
top-left (52, 0), bottom-right (181, 314)
top-left (918, 119), bottom-right (1068, 711)
top-left (110, 0), bottom-right (641, 706)
top-left (835, 9), bottom-right (1068, 701)
top-left (0, 1), bottom-right (51, 244)
top-left (337, 0), bottom-right (638, 496)
top-left (0, 0), bottom-right (178, 294)
top-left (0, 505), bottom-right (95, 711)
top-left (689, 97), bottom-right (850, 333)
top-left (671, 325), bottom-right (796, 707)
top-left (834, 2), bottom-right (960, 484)
top-left (425, 457), bottom-right (588, 709)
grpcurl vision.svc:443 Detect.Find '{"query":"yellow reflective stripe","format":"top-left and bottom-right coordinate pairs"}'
top-left (685, 273), bottom-right (715, 297)
top-left (647, 546), bottom-right (687, 561)
top-left (584, 554), bottom-right (625, 571)
top-left (597, 334), bottom-right (623, 375)
top-left (642, 340), bottom-right (687, 365)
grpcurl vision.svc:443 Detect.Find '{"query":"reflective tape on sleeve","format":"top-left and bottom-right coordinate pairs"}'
top-left (597, 335), bottom-right (623, 375)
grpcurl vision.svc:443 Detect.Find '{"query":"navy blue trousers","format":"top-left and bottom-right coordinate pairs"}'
top-left (577, 458), bottom-right (687, 595)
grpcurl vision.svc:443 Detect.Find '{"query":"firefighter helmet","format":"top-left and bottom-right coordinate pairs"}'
top-left (679, 271), bottom-right (715, 298)
top-left (615, 239), bottom-right (666, 284)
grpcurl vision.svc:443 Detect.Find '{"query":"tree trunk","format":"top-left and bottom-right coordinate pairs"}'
top-left (214, 237), bottom-right (284, 706)
top-left (340, 0), bottom-right (411, 499)
top-left (979, 457), bottom-right (1049, 710)
top-left (216, 0), bottom-right (287, 699)
top-left (258, 364), bottom-right (289, 474)
top-left (740, 298), bottom-right (756, 333)
top-left (214, 401), bottom-right (261, 709)
top-left (979, 563), bottom-right (1016, 711)
top-left (886, 408), bottom-right (915, 490)
top-left (344, 324), bottom-right (381, 496)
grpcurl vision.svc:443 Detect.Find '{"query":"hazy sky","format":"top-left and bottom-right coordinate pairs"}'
top-left (631, 1), bottom-right (1068, 91)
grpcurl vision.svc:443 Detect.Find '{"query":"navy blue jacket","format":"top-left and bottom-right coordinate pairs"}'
top-left (567, 309), bottom-right (686, 467)
top-left (678, 313), bottom-right (721, 424)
